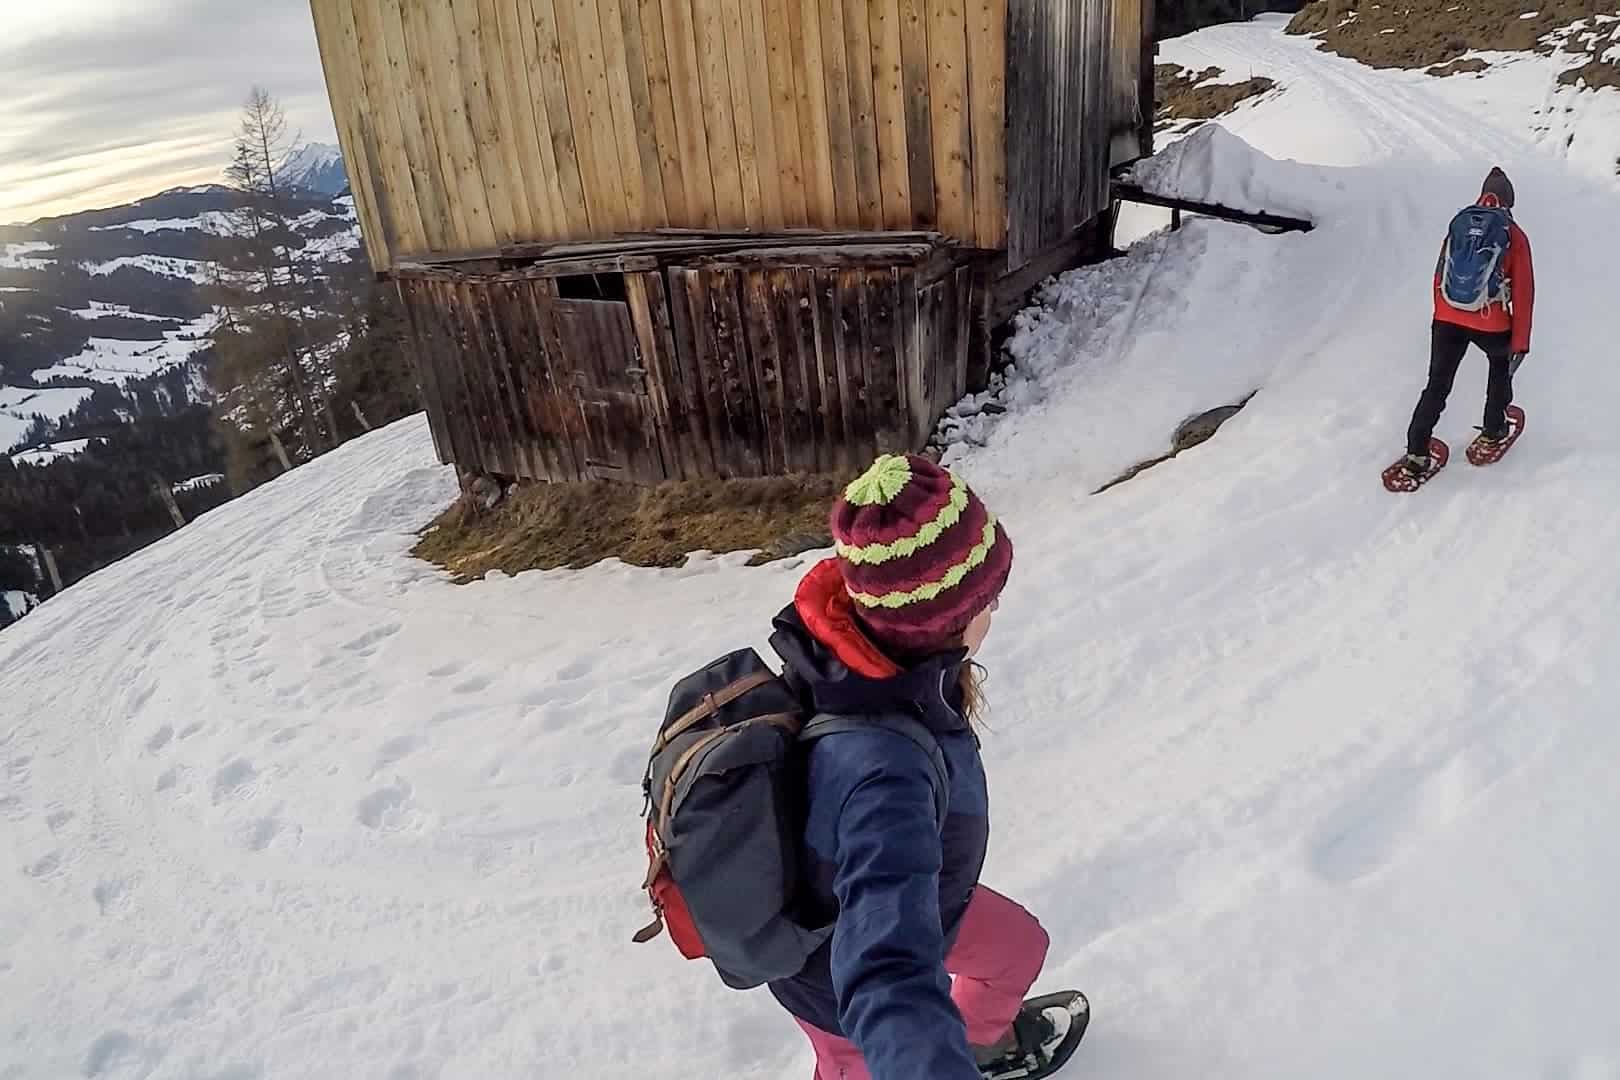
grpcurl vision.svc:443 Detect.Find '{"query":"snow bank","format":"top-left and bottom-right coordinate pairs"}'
top-left (1124, 122), bottom-right (1324, 219)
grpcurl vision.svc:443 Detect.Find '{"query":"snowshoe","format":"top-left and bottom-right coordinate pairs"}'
top-left (1466, 404), bottom-right (1525, 466)
top-left (1382, 437), bottom-right (1449, 493)
top-left (975, 991), bottom-right (1090, 1080)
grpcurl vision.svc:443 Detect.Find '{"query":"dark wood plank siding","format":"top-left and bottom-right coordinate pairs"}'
top-left (398, 239), bottom-right (979, 485)
top-left (1005, 0), bottom-right (1139, 268)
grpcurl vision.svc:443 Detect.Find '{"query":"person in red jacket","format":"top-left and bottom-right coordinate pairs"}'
top-left (1404, 166), bottom-right (1534, 473)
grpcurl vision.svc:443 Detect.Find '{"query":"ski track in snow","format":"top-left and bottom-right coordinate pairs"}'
top-left (5, 17), bottom-right (1620, 1080)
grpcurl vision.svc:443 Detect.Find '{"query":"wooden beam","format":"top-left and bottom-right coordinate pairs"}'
top-left (1111, 182), bottom-right (1316, 233)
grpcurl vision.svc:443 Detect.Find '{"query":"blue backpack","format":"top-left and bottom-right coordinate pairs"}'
top-left (1439, 205), bottom-right (1512, 312)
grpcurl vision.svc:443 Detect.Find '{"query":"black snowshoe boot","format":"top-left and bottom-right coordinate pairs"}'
top-left (971, 991), bottom-right (1089, 1079)
top-left (973, 1006), bottom-right (1056, 1074)
top-left (1402, 452), bottom-right (1431, 477)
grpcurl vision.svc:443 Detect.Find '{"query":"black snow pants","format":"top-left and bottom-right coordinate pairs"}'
top-left (1406, 320), bottom-right (1515, 456)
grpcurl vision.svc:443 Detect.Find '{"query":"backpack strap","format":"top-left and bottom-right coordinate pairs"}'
top-left (800, 714), bottom-right (951, 823)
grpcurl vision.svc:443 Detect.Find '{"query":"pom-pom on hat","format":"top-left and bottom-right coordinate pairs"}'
top-left (829, 454), bottom-right (1013, 655)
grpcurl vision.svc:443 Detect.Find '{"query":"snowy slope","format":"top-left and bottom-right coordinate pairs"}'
top-left (278, 143), bottom-right (349, 197)
top-left (31, 313), bottom-right (219, 387)
top-left (9, 437), bottom-right (102, 467)
top-left (0, 386), bottom-right (95, 452)
top-left (5, 16), bottom-right (1620, 1080)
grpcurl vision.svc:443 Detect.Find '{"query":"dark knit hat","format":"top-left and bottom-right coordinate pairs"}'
top-left (1482, 166), bottom-right (1515, 209)
top-left (830, 454), bottom-right (1013, 655)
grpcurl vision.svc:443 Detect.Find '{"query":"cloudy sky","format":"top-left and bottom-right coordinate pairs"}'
top-left (0, 0), bottom-right (339, 225)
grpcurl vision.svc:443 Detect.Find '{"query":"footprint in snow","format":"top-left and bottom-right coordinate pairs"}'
top-left (374, 735), bottom-right (424, 769)
top-left (83, 1031), bottom-right (138, 1077)
top-left (23, 850), bottom-right (66, 880)
top-left (93, 878), bottom-right (131, 915)
top-left (451, 674), bottom-right (494, 695)
top-left (212, 759), bottom-right (258, 804)
top-left (45, 809), bottom-right (74, 832)
top-left (146, 726), bottom-right (174, 753)
top-left (1308, 753), bottom-right (1493, 885)
top-left (555, 658), bottom-right (595, 682)
top-left (342, 623), bottom-right (402, 656)
top-left (244, 817), bottom-right (283, 852)
top-left (356, 782), bottom-right (414, 830)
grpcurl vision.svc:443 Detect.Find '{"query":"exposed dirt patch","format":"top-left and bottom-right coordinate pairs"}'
top-left (1094, 392), bottom-right (1258, 494)
top-left (1560, 56), bottom-right (1620, 90)
top-left (1156, 63), bottom-right (1279, 130)
top-left (1287, 0), bottom-right (1620, 77)
top-left (412, 474), bottom-right (844, 581)
top-left (1428, 57), bottom-right (1492, 77)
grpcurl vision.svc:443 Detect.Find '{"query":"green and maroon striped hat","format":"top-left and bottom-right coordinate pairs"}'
top-left (830, 454), bottom-right (1013, 655)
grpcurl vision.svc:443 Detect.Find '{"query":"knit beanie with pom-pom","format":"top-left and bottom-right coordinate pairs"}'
top-left (829, 454), bottom-right (1013, 655)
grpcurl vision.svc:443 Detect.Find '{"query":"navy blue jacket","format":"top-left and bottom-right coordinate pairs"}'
top-left (767, 604), bottom-right (990, 1080)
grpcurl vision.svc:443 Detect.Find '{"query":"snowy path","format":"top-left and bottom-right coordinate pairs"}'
top-left (5, 18), bottom-right (1620, 1080)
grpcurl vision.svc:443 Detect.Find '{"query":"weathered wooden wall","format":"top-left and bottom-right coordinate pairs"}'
top-left (310, 0), bottom-right (1011, 270)
top-left (395, 242), bottom-right (974, 484)
top-left (1004, 0), bottom-right (1148, 266)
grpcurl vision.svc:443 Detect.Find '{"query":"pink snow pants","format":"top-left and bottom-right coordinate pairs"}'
top-left (793, 886), bottom-right (1050, 1080)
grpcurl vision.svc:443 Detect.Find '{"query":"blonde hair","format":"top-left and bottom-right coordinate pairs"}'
top-left (959, 661), bottom-right (989, 727)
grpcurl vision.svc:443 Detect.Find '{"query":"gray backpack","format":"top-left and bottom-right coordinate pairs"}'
top-left (633, 648), bottom-right (947, 989)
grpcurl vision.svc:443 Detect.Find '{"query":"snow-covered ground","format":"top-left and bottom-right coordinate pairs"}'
top-left (5, 15), bottom-right (1620, 1080)
top-left (0, 385), bottom-right (96, 452)
top-left (33, 314), bottom-right (217, 387)
top-left (171, 473), bottom-right (225, 494)
top-left (10, 437), bottom-right (102, 467)
top-left (1118, 13), bottom-right (1620, 245)
top-left (80, 254), bottom-right (214, 285)
top-left (2, 589), bottom-right (38, 621)
top-left (70, 302), bottom-right (179, 322)
top-left (0, 241), bottom-right (55, 271)
top-left (88, 212), bottom-right (237, 236)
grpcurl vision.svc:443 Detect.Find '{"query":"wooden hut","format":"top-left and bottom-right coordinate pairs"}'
top-left (310, 0), bottom-right (1155, 483)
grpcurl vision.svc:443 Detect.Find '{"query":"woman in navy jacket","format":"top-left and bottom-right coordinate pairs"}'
top-left (766, 454), bottom-right (1051, 1080)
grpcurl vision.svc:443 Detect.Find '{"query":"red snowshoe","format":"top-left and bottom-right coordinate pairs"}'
top-left (1382, 437), bottom-right (1449, 493)
top-left (1466, 404), bottom-right (1525, 466)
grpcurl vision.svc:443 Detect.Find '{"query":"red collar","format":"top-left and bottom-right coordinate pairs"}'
top-left (793, 560), bottom-right (901, 679)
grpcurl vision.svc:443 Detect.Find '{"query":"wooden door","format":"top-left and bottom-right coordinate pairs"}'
top-left (550, 296), bottom-right (666, 482)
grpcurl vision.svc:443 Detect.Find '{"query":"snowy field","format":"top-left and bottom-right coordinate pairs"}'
top-left (0, 242), bottom-right (55, 271)
top-left (9, 438), bottom-right (102, 467)
top-left (71, 302), bottom-right (180, 322)
top-left (5, 15), bottom-right (1620, 1080)
top-left (32, 315), bottom-right (217, 387)
top-left (88, 212), bottom-right (237, 236)
top-left (0, 386), bottom-right (96, 453)
top-left (81, 255), bottom-right (214, 285)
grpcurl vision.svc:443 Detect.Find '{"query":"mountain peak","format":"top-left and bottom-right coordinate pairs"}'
top-left (278, 143), bottom-right (348, 196)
